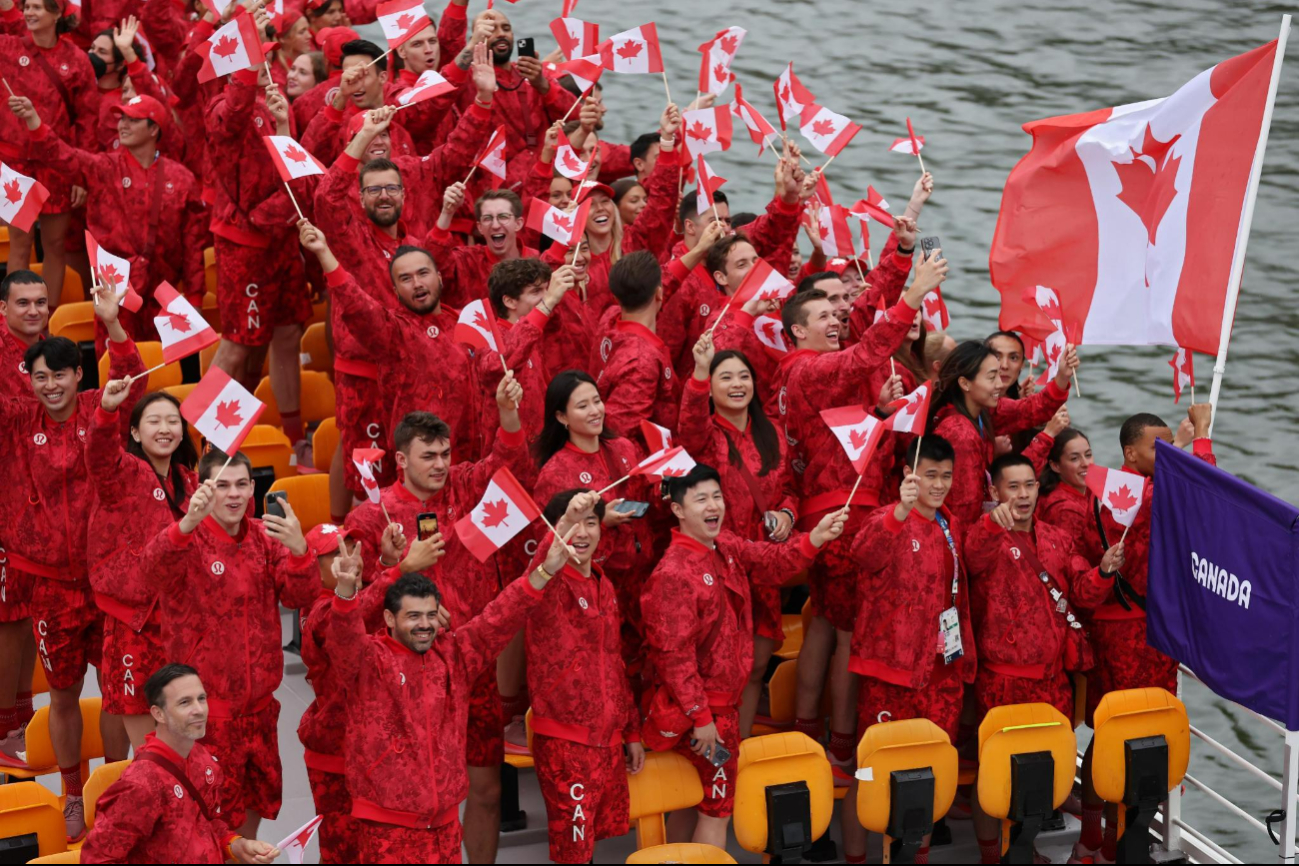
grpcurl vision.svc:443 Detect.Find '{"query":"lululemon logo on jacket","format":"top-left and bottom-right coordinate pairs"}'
top-left (400, 672), bottom-right (406, 686)
top-left (153, 489), bottom-right (166, 501)
top-left (18, 361), bottom-right (26, 374)
top-left (33, 433), bottom-right (46, 445)
top-left (19, 56), bottom-right (30, 66)
top-left (579, 472), bottom-right (592, 484)
top-left (254, 116), bottom-right (264, 128)
top-left (211, 562), bottom-right (225, 575)
top-left (664, 367), bottom-right (672, 381)
top-left (578, 597), bottom-right (588, 610)
top-left (173, 785), bottom-right (184, 799)
top-left (703, 573), bottom-right (714, 586)
top-left (1010, 547), bottom-right (1021, 560)
top-left (425, 325), bottom-right (440, 338)
top-left (122, 177), bottom-right (132, 189)
top-left (600, 337), bottom-right (612, 362)
top-left (699, 304), bottom-right (711, 317)
top-left (911, 540), bottom-right (920, 553)
top-left (205, 767), bottom-right (214, 784)
top-left (777, 387), bottom-right (787, 417)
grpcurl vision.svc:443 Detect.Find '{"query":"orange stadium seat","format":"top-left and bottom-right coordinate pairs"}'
top-left (253, 371), bottom-right (336, 428)
top-left (49, 302), bottom-right (97, 344)
top-left (300, 322), bottom-right (333, 376)
top-left (99, 342), bottom-right (182, 392)
top-left (241, 425), bottom-right (294, 479)
top-left (0, 782), bottom-right (67, 859)
top-left (83, 759), bottom-right (130, 830)
top-left (29, 263), bottom-right (84, 304)
top-left (5, 699), bottom-right (104, 789)
top-left (312, 417), bottom-right (339, 471)
top-left (626, 750), bottom-right (704, 850)
top-left (201, 291), bottom-right (222, 332)
top-left (269, 475), bottom-right (331, 532)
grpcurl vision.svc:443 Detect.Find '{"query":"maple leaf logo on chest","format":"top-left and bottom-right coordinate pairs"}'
top-left (1107, 485), bottom-right (1138, 512)
top-left (3, 180), bottom-right (21, 204)
top-left (214, 400), bottom-right (243, 428)
top-left (616, 40), bottom-right (642, 60)
top-left (480, 499), bottom-right (511, 528)
top-left (1113, 123), bottom-right (1182, 246)
top-left (212, 34), bottom-right (240, 61)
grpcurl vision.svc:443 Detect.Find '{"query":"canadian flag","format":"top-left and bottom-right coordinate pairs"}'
top-left (456, 467), bottom-right (543, 563)
top-left (634, 445), bottom-right (697, 480)
top-left (153, 282), bottom-right (218, 363)
top-left (555, 53), bottom-right (603, 95)
top-left (1086, 464), bottom-right (1147, 528)
top-left (376, 0), bottom-right (430, 50)
top-left (730, 258), bottom-right (796, 308)
top-left (351, 448), bottom-right (385, 504)
top-left (85, 231), bottom-right (142, 312)
top-left (731, 82), bottom-right (778, 155)
top-left (820, 406), bottom-right (886, 474)
top-left (0, 162), bottom-right (49, 233)
top-left (263, 136), bottom-right (327, 182)
top-left (396, 69), bottom-right (455, 107)
top-left (799, 104), bottom-right (862, 157)
top-left (641, 420), bottom-right (673, 455)
top-left (275, 815), bottom-right (323, 866)
top-left (753, 313), bottom-right (790, 356)
top-left (454, 298), bottom-right (503, 353)
top-left (921, 289), bottom-right (950, 333)
top-left (845, 207), bottom-right (871, 259)
top-left (562, 0), bottom-right (579, 15)
top-left (600, 24), bottom-right (663, 75)
top-left (682, 106), bottom-right (733, 159)
top-left (550, 17), bottom-right (599, 61)
top-left (1170, 346), bottom-right (1195, 403)
top-left (774, 62), bottom-right (816, 131)
top-left (818, 205), bottom-right (856, 258)
top-left (554, 128), bottom-right (591, 182)
top-left (196, 9), bottom-right (266, 84)
top-left (991, 40), bottom-right (1278, 356)
top-left (696, 155), bottom-right (726, 215)
top-left (852, 185), bottom-right (894, 229)
top-left (181, 367), bottom-right (265, 454)
top-left (889, 117), bottom-right (925, 155)
top-left (884, 381), bottom-right (932, 435)
top-left (474, 126), bottom-right (509, 181)
top-left (526, 197), bottom-right (591, 246)
top-left (697, 26), bottom-right (746, 99)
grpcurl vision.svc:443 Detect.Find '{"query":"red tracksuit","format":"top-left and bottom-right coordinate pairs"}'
top-left (424, 227), bottom-right (540, 311)
top-left (1038, 483), bottom-right (1106, 567)
top-left (964, 515), bottom-right (1110, 719)
top-left (81, 734), bottom-right (234, 864)
top-left (323, 266), bottom-right (485, 462)
top-left (292, 72), bottom-right (341, 137)
top-left (0, 328), bottom-right (37, 402)
top-left (136, 518), bottom-right (318, 827)
top-left (773, 298), bottom-right (914, 632)
top-left (933, 381), bottom-right (1070, 528)
top-left (850, 506), bottom-right (976, 741)
top-left (0, 330), bottom-right (36, 621)
top-left (328, 575), bottom-right (545, 863)
top-left (345, 424), bottom-right (533, 766)
top-left (476, 308), bottom-right (550, 437)
top-left (869, 358), bottom-right (920, 503)
top-left (0, 339), bottom-right (145, 690)
top-left (642, 530), bottom-right (819, 817)
top-left (299, 83), bottom-right (413, 168)
top-left (591, 319), bottom-right (680, 442)
top-left (525, 561), bottom-right (639, 863)
top-left (386, 100), bottom-right (497, 236)
top-left (85, 405), bottom-right (196, 716)
top-left (677, 375), bottom-right (799, 641)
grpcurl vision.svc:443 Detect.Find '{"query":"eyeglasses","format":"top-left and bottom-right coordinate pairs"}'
top-left (478, 214), bottom-right (518, 226)
top-left (362, 184), bottom-right (404, 197)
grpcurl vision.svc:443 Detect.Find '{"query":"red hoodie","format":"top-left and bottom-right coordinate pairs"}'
top-left (592, 319), bottom-right (680, 442)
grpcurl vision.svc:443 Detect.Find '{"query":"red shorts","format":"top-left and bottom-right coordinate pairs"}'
top-left (356, 818), bottom-right (461, 864)
top-left (751, 584), bottom-right (784, 643)
top-left (974, 667), bottom-right (1075, 723)
top-left (466, 668), bottom-right (503, 768)
top-left (32, 581), bottom-right (102, 691)
top-left (306, 765), bottom-right (360, 865)
top-left (857, 667), bottom-right (964, 743)
top-left (334, 369), bottom-right (392, 499)
top-left (533, 734), bottom-right (630, 863)
top-left (215, 238), bottom-right (310, 347)
top-left (672, 709), bottom-right (740, 818)
top-left (1086, 617), bottom-right (1178, 726)
top-left (99, 616), bottom-right (166, 716)
top-left (201, 699), bottom-right (283, 827)
top-left (0, 560), bottom-right (33, 623)
top-left (807, 508), bottom-right (868, 633)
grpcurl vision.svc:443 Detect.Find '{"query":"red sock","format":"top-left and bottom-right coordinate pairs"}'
top-left (1102, 821), bottom-right (1118, 861)
top-left (0, 706), bottom-right (15, 734)
top-left (915, 844), bottom-right (930, 864)
top-left (793, 717), bottom-right (822, 741)
top-left (500, 690), bottom-right (529, 720)
top-left (15, 691), bottom-right (32, 725)
top-left (978, 836), bottom-right (1001, 864)
top-left (1080, 804), bottom-right (1104, 850)
top-left (281, 410), bottom-right (305, 444)
top-left (61, 765), bottom-right (83, 797)
top-left (844, 856), bottom-right (866, 864)
top-left (828, 729), bottom-right (855, 763)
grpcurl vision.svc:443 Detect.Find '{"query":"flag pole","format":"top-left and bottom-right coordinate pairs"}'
top-left (854, 257), bottom-right (867, 284)
top-left (213, 452), bottom-right (236, 483)
top-left (916, 150), bottom-right (926, 175)
top-left (284, 182), bottom-right (304, 221)
top-left (463, 163), bottom-right (478, 185)
top-left (560, 95), bottom-right (582, 123)
top-left (841, 472), bottom-right (865, 514)
top-left (596, 474), bottom-right (630, 496)
top-left (363, 48), bottom-right (389, 69)
top-left (1208, 13), bottom-right (1290, 437)
top-left (703, 296), bottom-right (733, 339)
top-left (127, 362), bottom-right (168, 385)
top-left (661, 70), bottom-right (672, 105)
top-left (1, 77), bottom-right (14, 97)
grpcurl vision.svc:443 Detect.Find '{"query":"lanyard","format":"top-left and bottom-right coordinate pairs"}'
top-left (934, 513), bottom-right (959, 605)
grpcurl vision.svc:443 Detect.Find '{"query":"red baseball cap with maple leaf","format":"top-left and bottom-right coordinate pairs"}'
top-left (316, 26), bottom-right (360, 68)
top-left (110, 95), bottom-right (169, 134)
top-left (304, 522), bottom-right (349, 558)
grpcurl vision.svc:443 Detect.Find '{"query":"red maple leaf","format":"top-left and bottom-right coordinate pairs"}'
top-left (713, 62), bottom-right (729, 83)
top-left (282, 145), bottom-right (308, 163)
top-left (616, 40), bottom-right (643, 60)
top-left (361, 475), bottom-right (378, 490)
top-left (550, 213), bottom-right (573, 232)
top-left (1107, 485), bottom-right (1138, 512)
top-left (686, 120), bottom-right (714, 142)
top-left (923, 295), bottom-right (943, 319)
top-left (98, 264), bottom-right (121, 287)
top-left (760, 321), bottom-right (783, 346)
top-left (900, 396), bottom-right (921, 416)
top-left (212, 34), bottom-right (240, 60)
top-left (214, 399), bottom-right (244, 428)
top-left (560, 150), bottom-right (584, 172)
top-left (472, 308), bottom-right (491, 330)
top-left (3, 180), bottom-right (20, 204)
top-left (1113, 123), bottom-right (1182, 245)
top-left (848, 427), bottom-right (870, 451)
top-left (480, 499), bottom-right (511, 528)
top-left (756, 288), bottom-right (783, 302)
top-left (396, 12), bottom-right (415, 30)
top-left (554, 26), bottom-right (579, 57)
top-left (1044, 340), bottom-right (1062, 366)
top-left (719, 34), bottom-right (738, 54)
top-left (660, 467), bottom-right (687, 478)
top-left (811, 118), bottom-right (837, 137)
top-left (779, 82), bottom-right (791, 105)
top-left (818, 224), bottom-right (829, 240)
top-left (1036, 295), bottom-right (1062, 321)
top-left (163, 310), bottom-right (192, 333)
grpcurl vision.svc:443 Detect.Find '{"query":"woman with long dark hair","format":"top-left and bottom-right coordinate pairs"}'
top-left (86, 386), bottom-right (197, 758)
top-left (1038, 427), bottom-right (1105, 566)
top-left (931, 340), bottom-right (1076, 527)
top-left (681, 337), bottom-right (798, 737)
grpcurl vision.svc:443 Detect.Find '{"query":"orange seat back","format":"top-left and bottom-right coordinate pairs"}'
top-left (626, 750), bottom-right (703, 850)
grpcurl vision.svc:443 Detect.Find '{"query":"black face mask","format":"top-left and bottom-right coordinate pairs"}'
top-left (88, 52), bottom-right (107, 79)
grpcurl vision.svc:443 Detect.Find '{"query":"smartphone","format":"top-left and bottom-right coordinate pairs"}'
top-left (919, 236), bottom-right (942, 259)
top-left (691, 739), bottom-right (732, 767)
top-left (764, 512), bottom-right (780, 536)
top-left (417, 512), bottom-right (439, 540)
top-left (265, 490), bottom-right (288, 520)
top-left (612, 500), bottom-right (649, 518)
top-left (516, 37), bottom-right (536, 58)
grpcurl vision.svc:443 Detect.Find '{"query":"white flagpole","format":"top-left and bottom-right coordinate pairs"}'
top-left (1207, 14), bottom-right (1290, 437)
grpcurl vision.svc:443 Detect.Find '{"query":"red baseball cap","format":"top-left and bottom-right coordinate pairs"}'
top-left (110, 95), bottom-right (169, 133)
top-left (317, 26), bottom-right (360, 68)
top-left (304, 523), bottom-right (349, 558)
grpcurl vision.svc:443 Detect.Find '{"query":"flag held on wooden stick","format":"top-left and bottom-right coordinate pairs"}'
top-left (456, 467), bottom-right (543, 562)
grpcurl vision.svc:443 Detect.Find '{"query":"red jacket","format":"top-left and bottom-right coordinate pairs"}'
top-left (0, 328), bottom-right (37, 403)
top-left (870, 358), bottom-right (921, 503)
top-left (476, 308), bottom-right (550, 437)
top-left (592, 319), bottom-right (679, 441)
top-left (774, 299), bottom-right (914, 516)
top-left (292, 72), bottom-right (341, 137)
top-left (324, 266), bottom-right (484, 460)
top-left (85, 405), bottom-right (196, 632)
top-left (642, 530), bottom-right (818, 725)
top-left (138, 518), bottom-right (318, 715)
top-left (81, 734), bottom-right (233, 865)
top-left (525, 562), bottom-right (640, 747)
top-left (540, 291), bottom-right (597, 379)
top-left (299, 82), bottom-right (414, 168)
top-left (964, 515), bottom-right (1110, 679)
top-left (850, 506), bottom-right (976, 689)
top-left (459, 62), bottom-right (576, 161)
top-left (932, 382), bottom-right (1069, 527)
top-left (424, 225), bottom-right (540, 311)
top-left (0, 339), bottom-right (144, 582)
top-left (328, 575), bottom-right (544, 829)
top-left (391, 101), bottom-right (497, 235)
top-left (1038, 483), bottom-right (1106, 567)
top-left (846, 235), bottom-right (913, 346)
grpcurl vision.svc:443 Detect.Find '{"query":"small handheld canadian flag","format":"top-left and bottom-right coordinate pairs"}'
top-left (454, 298), bottom-right (503, 354)
top-left (85, 232), bottom-right (143, 312)
top-left (695, 155), bottom-right (726, 215)
top-left (275, 815), bottom-right (324, 866)
top-left (890, 116), bottom-right (927, 173)
top-left (818, 205), bottom-right (856, 259)
top-left (634, 445), bottom-right (696, 479)
top-left (153, 282), bottom-right (218, 364)
top-left (263, 136), bottom-right (326, 182)
top-left (921, 289), bottom-right (951, 334)
top-left (773, 62), bottom-right (816, 131)
top-left (526, 197), bottom-right (591, 247)
top-left (196, 9), bottom-right (266, 84)
top-left (641, 420), bottom-right (673, 456)
top-left (753, 314), bottom-right (790, 356)
top-left (376, 0), bottom-right (431, 50)
top-left (799, 104), bottom-right (862, 158)
top-left (181, 367), bottom-right (265, 454)
top-left (730, 257), bottom-right (796, 308)
top-left (1086, 465), bottom-right (1146, 531)
top-left (550, 17), bottom-right (599, 61)
top-left (456, 467), bottom-right (543, 563)
top-left (820, 406), bottom-right (886, 474)
top-left (682, 106), bottom-right (733, 159)
top-left (554, 53), bottom-right (603, 95)
top-left (0, 162), bottom-right (49, 233)
top-left (697, 26), bottom-right (745, 99)
top-left (600, 24), bottom-right (663, 75)
top-left (351, 447), bottom-right (385, 504)
top-left (1170, 347), bottom-right (1195, 403)
top-left (471, 126), bottom-right (509, 182)
top-left (853, 185), bottom-right (894, 228)
top-left (396, 69), bottom-right (455, 108)
top-left (730, 82), bottom-right (778, 155)
top-left (884, 381), bottom-right (932, 436)
top-left (554, 129), bottom-right (592, 182)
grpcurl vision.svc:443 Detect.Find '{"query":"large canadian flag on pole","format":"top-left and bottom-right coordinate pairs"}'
top-left (991, 33), bottom-right (1287, 362)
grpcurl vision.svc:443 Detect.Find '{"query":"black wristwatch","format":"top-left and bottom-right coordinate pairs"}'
top-left (897, 243), bottom-right (915, 255)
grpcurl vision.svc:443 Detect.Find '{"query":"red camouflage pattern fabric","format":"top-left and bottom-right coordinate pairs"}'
top-left (532, 732), bottom-right (631, 864)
